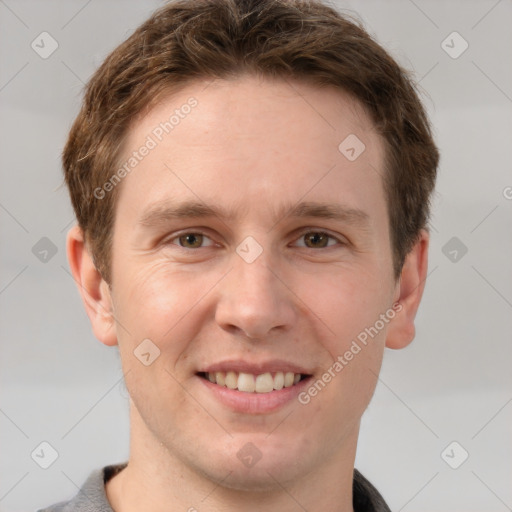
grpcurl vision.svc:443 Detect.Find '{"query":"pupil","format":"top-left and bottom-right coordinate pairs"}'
top-left (308, 233), bottom-right (326, 247)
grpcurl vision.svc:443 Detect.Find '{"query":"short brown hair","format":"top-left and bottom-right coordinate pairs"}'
top-left (63, 0), bottom-right (439, 284)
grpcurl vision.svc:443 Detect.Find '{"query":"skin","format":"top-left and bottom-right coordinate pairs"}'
top-left (68, 74), bottom-right (429, 512)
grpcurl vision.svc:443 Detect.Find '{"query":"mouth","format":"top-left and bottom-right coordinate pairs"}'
top-left (197, 371), bottom-right (311, 393)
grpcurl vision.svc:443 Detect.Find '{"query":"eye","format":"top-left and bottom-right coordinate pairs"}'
top-left (294, 231), bottom-right (341, 249)
top-left (169, 232), bottom-right (215, 249)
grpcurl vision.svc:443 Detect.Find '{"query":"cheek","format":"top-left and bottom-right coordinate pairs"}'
top-left (112, 261), bottom-right (206, 424)
top-left (111, 258), bottom-right (206, 356)
top-left (295, 264), bottom-right (392, 408)
top-left (297, 264), bottom-right (392, 348)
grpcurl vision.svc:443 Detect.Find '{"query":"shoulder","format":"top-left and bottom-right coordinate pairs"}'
top-left (36, 463), bottom-right (127, 512)
top-left (353, 468), bottom-right (391, 512)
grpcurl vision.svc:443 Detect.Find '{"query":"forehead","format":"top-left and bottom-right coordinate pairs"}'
top-left (114, 75), bottom-right (386, 226)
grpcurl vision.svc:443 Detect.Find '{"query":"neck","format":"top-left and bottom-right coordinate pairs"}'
top-left (106, 404), bottom-right (358, 512)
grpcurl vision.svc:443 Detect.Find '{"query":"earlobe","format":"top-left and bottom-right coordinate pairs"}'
top-left (385, 230), bottom-right (430, 350)
top-left (66, 225), bottom-right (118, 347)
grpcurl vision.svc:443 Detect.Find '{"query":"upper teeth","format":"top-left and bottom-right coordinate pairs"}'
top-left (206, 371), bottom-right (302, 393)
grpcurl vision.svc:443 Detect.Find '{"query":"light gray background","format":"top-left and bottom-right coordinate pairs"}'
top-left (1, 1), bottom-right (511, 511)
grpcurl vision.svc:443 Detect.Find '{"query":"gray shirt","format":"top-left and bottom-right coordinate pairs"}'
top-left (37, 463), bottom-right (391, 512)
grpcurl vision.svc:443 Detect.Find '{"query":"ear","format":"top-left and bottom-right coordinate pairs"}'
top-left (385, 229), bottom-right (429, 350)
top-left (66, 225), bottom-right (118, 346)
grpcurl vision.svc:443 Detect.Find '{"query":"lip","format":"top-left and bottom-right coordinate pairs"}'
top-left (200, 359), bottom-right (312, 375)
top-left (196, 373), bottom-right (312, 414)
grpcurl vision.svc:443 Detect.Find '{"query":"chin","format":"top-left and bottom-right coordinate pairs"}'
top-left (208, 461), bottom-right (303, 493)
top-left (194, 439), bottom-right (312, 492)
top-left (223, 472), bottom-right (289, 492)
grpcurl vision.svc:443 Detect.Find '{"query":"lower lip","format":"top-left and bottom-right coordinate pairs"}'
top-left (197, 375), bottom-right (311, 414)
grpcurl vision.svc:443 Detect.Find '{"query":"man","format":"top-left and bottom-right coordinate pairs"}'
top-left (39, 0), bottom-right (439, 510)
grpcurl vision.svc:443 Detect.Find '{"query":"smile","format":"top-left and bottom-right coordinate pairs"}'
top-left (198, 371), bottom-right (308, 393)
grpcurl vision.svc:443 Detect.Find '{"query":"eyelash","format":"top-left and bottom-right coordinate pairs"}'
top-left (165, 229), bottom-right (345, 250)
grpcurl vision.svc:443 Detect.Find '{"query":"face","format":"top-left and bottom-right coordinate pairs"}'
top-left (104, 75), bottom-right (400, 489)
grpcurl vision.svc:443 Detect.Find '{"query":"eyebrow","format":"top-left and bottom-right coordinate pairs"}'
top-left (138, 200), bottom-right (370, 229)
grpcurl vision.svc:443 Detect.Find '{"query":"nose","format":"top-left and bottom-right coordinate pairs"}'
top-left (214, 248), bottom-right (296, 340)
